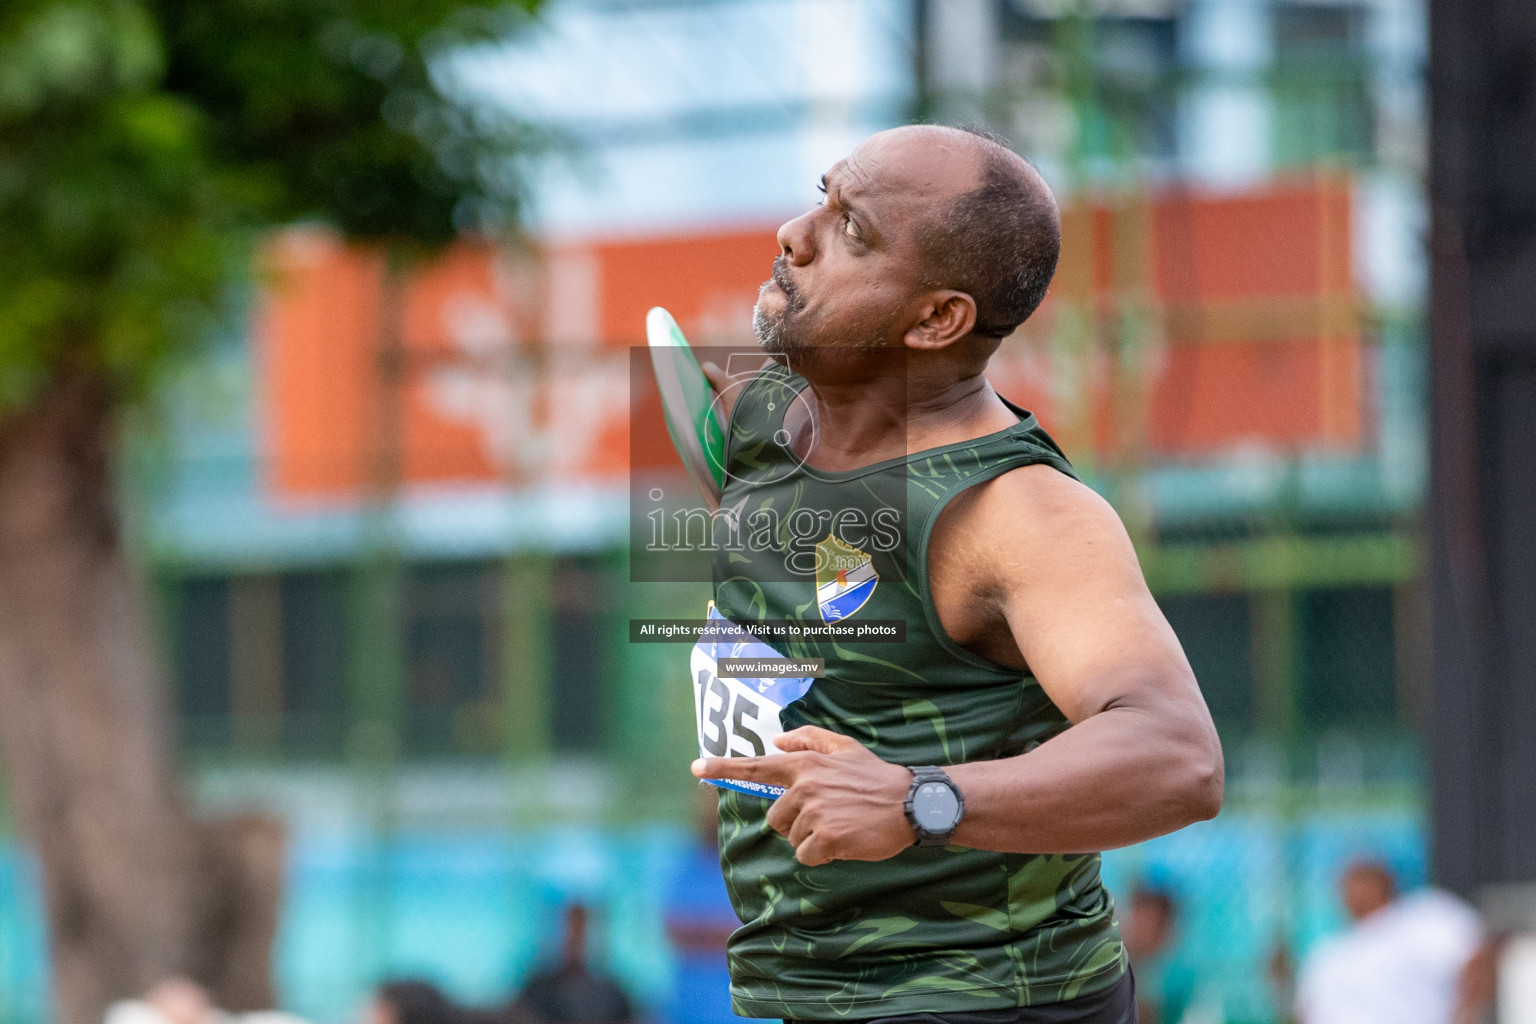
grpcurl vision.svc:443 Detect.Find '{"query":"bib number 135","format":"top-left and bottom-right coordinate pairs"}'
top-left (694, 666), bottom-right (769, 758)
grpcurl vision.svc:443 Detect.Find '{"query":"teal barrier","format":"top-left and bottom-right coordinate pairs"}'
top-left (0, 809), bottom-right (1425, 1024)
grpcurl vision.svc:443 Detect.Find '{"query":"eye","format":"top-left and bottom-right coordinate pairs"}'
top-left (843, 215), bottom-right (859, 239)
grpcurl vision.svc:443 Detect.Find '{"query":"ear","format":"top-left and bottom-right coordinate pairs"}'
top-left (903, 291), bottom-right (978, 351)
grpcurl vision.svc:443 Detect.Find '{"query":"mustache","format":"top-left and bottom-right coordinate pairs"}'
top-left (770, 255), bottom-right (805, 310)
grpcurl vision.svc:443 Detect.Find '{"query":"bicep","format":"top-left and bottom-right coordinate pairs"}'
top-left (985, 470), bottom-right (1199, 724)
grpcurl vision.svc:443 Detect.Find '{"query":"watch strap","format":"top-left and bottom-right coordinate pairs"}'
top-left (903, 765), bottom-right (964, 848)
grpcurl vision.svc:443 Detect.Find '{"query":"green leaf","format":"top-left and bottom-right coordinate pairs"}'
top-left (0, 0), bottom-right (543, 418)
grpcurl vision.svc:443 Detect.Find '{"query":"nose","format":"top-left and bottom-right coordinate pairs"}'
top-left (776, 210), bottom-right (816, 266)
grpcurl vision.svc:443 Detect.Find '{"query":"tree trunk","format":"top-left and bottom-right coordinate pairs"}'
top-left (0, 376), bottom-right (283, 1024)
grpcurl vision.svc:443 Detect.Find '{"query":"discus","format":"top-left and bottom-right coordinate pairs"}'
top-left (646, 307), bottom-right (726, 510)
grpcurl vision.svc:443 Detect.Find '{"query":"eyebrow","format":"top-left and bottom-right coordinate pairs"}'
top-left (820, 170), bottom-right (878, 242)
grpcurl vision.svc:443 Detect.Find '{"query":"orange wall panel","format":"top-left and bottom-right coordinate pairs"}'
top-left (1035, 176), bottom-right (1364, 462)
top-left (592, 227), bottom-right (780, 346)
top-left (257, 180), bottom-right (1367, 504)
top-left (261, 234), bottom-right (644, 502)
top-left (258, 233), bottom-right (379, 499)
top-left (1152, 178), bottom-right (1353, 301)
top-left (1143, 338), bottom-right (1362, 455)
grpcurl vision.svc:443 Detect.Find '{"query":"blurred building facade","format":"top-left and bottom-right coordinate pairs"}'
top-left (0, 1), bottom-right (1431, 1023)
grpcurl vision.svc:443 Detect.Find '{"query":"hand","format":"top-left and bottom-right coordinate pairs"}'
top-left (699, 362), bottom-right (737, 423)
top-left (700, 359), bottom-right (774, 427)
top-left (692, 726), bottom-right (916, 866)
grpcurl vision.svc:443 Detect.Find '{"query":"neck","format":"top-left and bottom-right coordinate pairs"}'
top-left (790, 356), bottom-right (1019, 472)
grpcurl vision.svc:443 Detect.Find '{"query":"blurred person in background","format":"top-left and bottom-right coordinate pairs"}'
top-left (361, 981), bottom-right (467, 1024)
top-left (1124, 883), bottom-right (1196, 1024)
top-left (510, 904), bottom-right (635, 1024)
top-left (1291, 859), bottom-right (1483, 1024)
top-left (105, 979), bottom-right (311, 1024)
top-left (663, 787), bottom-right (772, 1024)
top-left (105, 979), bottom-right (217, 1024)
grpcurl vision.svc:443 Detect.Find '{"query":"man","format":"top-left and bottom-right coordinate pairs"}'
top-left (689, 125), bottom-right (1223, 1024)
top-left (1123, 884), bottom-right (1196, 1024)
top-left (363, 981), bottom-right (466, 1024)
top-left (664, 787), bottom-right (774, 1024)
top-left (511, 905), bottom-right (635, 1024)
top-left (1292, 860), bottom-right (1483, 1024)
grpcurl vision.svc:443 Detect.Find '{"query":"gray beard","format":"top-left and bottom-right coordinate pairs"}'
top-left (752, 302), bottom-right (797, 353)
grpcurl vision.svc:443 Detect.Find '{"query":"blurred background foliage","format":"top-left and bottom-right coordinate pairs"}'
top-left (0, 3), bottom-right (546, 1021)
top-left (0, 0), bottom-right (540, 417)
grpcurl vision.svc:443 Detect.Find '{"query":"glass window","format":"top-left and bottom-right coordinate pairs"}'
top-left (549, 560), bottom-right (612, 753)
top-left (172, 575), bottom-right (232, 747)
top-left (997, 3), bottom-right (1181, 163)
top-left (1271, 3), bottom-right (1374, 166)
top-left (403, 562), bottom-right (501, 756)
top-left (1298, 586), bottom-right (1397, 725)
top-left (280, 570), bottom-right (350, 754)
top-left (1096, 17), bottom-right (1180, 160)
top-left (1158, 592), bottom-right (1255, 728)
top-left (1273, 3), bottom-right (1366, 55)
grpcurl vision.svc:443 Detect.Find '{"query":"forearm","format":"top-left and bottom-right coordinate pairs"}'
top-left (947, 702), bottom-right (1222, 854)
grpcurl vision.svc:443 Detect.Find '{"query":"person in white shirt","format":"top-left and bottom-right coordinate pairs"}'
top-left (103, 978), bottom-right (311, 1024)
top-left (1295, 860), bottom-right (1484, 1024)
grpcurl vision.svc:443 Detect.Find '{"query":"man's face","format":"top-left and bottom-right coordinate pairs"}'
top-left (1341, 864), bottom-right (1394, 921)
top-left (753, 128), bottom-right (983, 356)
top-left (1124, 893), bottom-right (1174, 958)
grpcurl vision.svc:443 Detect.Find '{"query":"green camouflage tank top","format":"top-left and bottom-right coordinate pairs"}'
top-left (705, 362), bottom-right (1126, 1020)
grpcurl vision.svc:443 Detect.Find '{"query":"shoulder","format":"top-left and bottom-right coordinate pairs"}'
top-left (937, 462), bottom-right (1138, 580)
top-left (927, 462), bottom-right (1147, 659)
top-left (1391, 890), bottom-right (1484, 956)
top-left (970, 461), bottom-right (1118, 526)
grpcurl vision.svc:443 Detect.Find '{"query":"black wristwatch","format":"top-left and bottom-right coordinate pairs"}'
top-left (903, 766), bottom-right (965, 847)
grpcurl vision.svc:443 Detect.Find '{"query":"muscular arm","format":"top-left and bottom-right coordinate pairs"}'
top-left (940, 465), bottom-right (1224, 853)
top-left (693, 464), bottom-right (1223, 864)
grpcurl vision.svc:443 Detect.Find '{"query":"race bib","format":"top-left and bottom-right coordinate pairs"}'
top-left (690, 604), bottom-right (814, 799)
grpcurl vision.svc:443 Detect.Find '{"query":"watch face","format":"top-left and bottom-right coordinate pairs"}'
top-left (912, 781), bottom-right (960, 833)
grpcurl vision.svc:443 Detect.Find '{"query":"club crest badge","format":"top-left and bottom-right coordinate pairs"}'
top-left (815, 534), bottom-right (878, 621)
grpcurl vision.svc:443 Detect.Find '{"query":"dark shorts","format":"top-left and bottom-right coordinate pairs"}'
top-left (784, 968), bottom-right (1137, 1024)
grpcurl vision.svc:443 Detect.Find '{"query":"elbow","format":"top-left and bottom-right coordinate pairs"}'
top-left (1180, 731), bottom-right (1225, 823)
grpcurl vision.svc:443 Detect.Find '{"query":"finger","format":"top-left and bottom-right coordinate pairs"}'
top-left (692, 754), bottom-right (800, 788)
top-left (764, 785), bottom-right (805, 838)
top-left (794, 832), bottom-right (836, 867)
top-left (700, 361), bottom-right (728, 393)
top-left (700, 361), bottom-right (740, 424)
top-left (774, 726), bottom-right (857, 755)
top-left (786, 805), bottom-right (817, 849)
